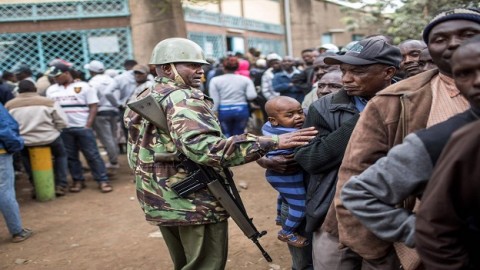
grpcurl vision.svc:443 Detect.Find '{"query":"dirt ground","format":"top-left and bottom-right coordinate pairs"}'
top-left (0, 155), bottom-right (295, 270)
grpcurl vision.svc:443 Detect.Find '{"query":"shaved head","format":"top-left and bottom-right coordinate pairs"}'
top-left (265, 96), bottom-right (299, 117)
top-left (265, 96), bottom-right (305, 128)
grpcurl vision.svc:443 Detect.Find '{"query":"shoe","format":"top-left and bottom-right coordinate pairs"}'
top-left (99, 182), bottom-right (113, 193)
top-left (277, 231), bottom-right (309, 248)
top-left (12, 228), bottom-right (33, 243)
top-left (69, 181), bottom-right (86, 193)
top-left (105, 162), bottom-right (120, 169)
top-left (55, 186), bottom-right (66, 196)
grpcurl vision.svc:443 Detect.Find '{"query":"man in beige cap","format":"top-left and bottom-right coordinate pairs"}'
top-left (128, 64), bottom-right (154, 103)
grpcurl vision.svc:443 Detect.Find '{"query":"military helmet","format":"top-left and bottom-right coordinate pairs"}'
top-left (150, 38), bottom-right (209, 65)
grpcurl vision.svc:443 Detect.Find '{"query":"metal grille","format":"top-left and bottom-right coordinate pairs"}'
top-left (247, 37), bottom-right (285, 56)
top-left (0, 27), bottom-right (133, 76)
top-left (188, 33), bottom-right (286, 60)
top-left (184, 7), bottom-right (284, 35)
top-left (0, 0), bottom-right (129, 22)
top-left (188, 32), bottom-right (226, 60)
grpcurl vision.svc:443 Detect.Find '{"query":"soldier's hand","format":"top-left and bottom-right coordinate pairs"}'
top-left (277, 127), bottom-right (317, 149)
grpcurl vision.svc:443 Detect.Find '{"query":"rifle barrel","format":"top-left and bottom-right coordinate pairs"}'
top-left (253, 238), bottom-right (272, 262)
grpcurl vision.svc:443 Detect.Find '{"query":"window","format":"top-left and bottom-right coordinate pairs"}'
top-left (352, 34), bottom-right (364, 41)
top-left (321, 33), bottom-right (333, 44)
top-left (226, 36), bottom-right (245, 55)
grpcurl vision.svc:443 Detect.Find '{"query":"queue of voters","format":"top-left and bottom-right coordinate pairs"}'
top-left (0, 4), bottom-right (480, 270)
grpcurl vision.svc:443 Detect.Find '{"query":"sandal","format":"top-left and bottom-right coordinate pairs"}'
top-left (278, 231), bottom-right (309, 248)
top-left (12, 228), bottom-right (33, 243)
top-left (99, 182), bottom-right (113, 193)
top-left (69, 181), bottom-right (86, 193)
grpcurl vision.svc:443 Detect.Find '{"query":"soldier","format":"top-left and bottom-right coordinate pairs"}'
top-left (124, 38), bottom-right (317, 270)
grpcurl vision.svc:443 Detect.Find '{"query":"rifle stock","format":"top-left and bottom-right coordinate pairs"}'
top-left (127, 95), bottom-right (169, 132)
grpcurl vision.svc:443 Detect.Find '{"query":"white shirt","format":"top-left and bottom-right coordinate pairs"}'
top-left (104, 70), bottom-right (136, 107)
top-left (88, 74), bottom-right (117, 112)
top-left (209, 73), bottom-right (257, 112)
top-left (46, 81), bottom-right (98, 127)
top-left (261, 68), bottom-right (280, 100)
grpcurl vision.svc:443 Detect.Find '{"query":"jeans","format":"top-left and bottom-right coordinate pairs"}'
top-left (218, 104), bottom-right (250, 137)
top-left (0, 154), bottom-right (23, 235)
top-left (61, 127), bottom-right (108, 183)
top-left (93, 111), bottom-right (119, 165)
top-left (21, 136), bottom-right (69, 188)
top-left (281, 202), bottom-right (313, 270)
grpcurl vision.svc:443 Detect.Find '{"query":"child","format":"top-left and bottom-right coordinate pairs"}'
top-left (262, 96), bottom-right (308, 247)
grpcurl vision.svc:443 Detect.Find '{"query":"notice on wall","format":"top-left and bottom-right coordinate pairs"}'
top-left (204, 42), bottom-right (214, 57)
top-left (88, 36), bottom-right (120, 54)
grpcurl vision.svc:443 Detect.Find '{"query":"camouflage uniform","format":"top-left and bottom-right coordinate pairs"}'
top-left (125, 76), bottom-right (279, 226)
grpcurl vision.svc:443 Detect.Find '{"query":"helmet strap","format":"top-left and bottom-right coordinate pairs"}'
top-left (169, 63), bottom-right (186, 85)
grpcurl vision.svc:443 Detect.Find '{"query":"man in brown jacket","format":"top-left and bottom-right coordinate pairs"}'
top-left (415, 34), bottom-right (480, 270)
top-left (302, 37), bottom-right (401, 269)
top-left (332, 8), bottom-right (479, 269)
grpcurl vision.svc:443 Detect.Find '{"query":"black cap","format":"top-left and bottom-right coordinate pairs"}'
top-left (47, 63), bottom-right (70, 77)
top-left (324, 37), bottom-right (401, 68)
top-left (422, 8), bottom-right (480, 44)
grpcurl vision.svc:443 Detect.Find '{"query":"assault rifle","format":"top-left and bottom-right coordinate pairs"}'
top-left (128, 95), bottom-right (272, 262)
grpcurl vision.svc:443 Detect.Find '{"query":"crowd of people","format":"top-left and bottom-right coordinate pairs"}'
top-left (255, 8), bottom-right (479, 270)
top-left (0, 6), bottom-right (479, 270)
top-left (0, 57), bottom-right (155, 242)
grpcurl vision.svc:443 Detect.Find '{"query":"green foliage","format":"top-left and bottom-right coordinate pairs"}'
top-left (341, 0), bottom-right (479, 44)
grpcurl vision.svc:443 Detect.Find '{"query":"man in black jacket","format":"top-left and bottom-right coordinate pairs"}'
top-left (294, 37), bottom-right (400, 269)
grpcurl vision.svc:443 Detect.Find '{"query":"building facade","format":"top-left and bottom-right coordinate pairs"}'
top-left (183, 0), bottom-right (286, 59)
top-left (0, 0), bottom-right (133, 75)
top-left (289, 0), bottom-right (376, 56)
top-left (0, 0), bottom-right (375, 75)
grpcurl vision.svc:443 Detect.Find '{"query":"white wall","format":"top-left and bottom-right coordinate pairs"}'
top-left (221, 0), bottom-right (242, 17)
top-left (243, 0), bottom-right (281, 24)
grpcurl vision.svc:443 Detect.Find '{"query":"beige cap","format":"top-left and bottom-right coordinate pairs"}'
top-left (132, 64), bottom-right (149, 74)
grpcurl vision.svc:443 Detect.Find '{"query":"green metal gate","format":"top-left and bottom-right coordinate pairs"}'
top-left (0, 27), bottom-right (133, 75)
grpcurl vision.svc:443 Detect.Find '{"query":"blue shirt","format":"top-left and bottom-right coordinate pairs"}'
top-left (0, 103), bottom-right (23, 153)
top-left (353, 96), bottom-right (368, 112)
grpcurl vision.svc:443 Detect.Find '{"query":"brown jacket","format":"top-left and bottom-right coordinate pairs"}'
top-left (416, 120), bottom-right (480, 270)
top-left (321, 69), bottom-right (440, 259)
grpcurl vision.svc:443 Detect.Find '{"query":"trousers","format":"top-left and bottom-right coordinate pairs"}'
top-left (159, 221), bottom-right (228, 270)
top-left (93, 111), bottom-right (119, 165)
top-left (21, 136), bottom-right (68, 188)
top-left (313, 229), bottom-right (401, 270)
top-left (0, 154), bottom-right (23, 235)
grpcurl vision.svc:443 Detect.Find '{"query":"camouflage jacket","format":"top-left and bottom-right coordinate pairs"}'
top-left (124, 77), bottom-right (279, 226)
